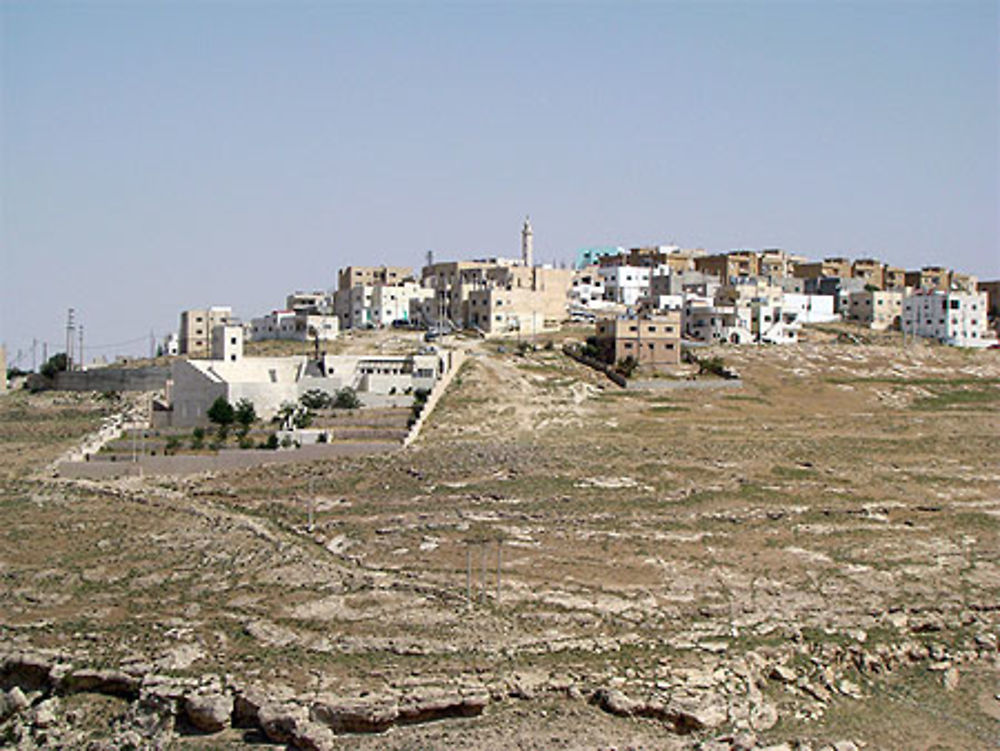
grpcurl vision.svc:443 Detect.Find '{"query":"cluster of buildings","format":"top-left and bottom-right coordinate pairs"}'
top-left (168, 222), bottom-right (996, 390)
top-left (162, 323), bottom-right (447, 427)
top-left (569, 247), bottom-right (996, 358)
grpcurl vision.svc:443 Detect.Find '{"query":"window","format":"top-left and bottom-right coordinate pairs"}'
top-left (230, 337), bottom-right (237, 345)
top-left (950, 300), bottom-right (961, 310)
top-left (230, 355), bottom-right (236, 362)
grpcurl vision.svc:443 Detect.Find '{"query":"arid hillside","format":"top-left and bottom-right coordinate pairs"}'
top-left (1, 335), bottom-right (998, 750)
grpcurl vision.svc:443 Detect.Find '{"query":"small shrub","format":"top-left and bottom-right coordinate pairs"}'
top-left (165, 436), bottom-right (181, 455)
top-left (190, 427), bottom-right (205, 450)
top-left (280, 435), bottom-right (293, 449)
top-left (238, 436), bottom-right (254, 449)
top-left (264, 433), bottom-right (279, 450)
top-left (333, 387), bottom-right (361, 409)
top-left (300, 389), bottom-right (333, 410)
top-left (698, 356), bottom-right (727, 377)
top-left (615, 355), bottom-right (638, 378)
top-left (316, 431), bottom-right (328, 444)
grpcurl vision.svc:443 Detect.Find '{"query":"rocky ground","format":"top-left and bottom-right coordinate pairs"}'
top-left (1, 329), bottom-right (998, 750)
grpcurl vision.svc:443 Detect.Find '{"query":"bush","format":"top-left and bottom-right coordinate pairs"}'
top-left (333, 387), bottom-right (361, 409)
top-left (300, 389), bottom-right (333, 410)
top-left (264, 433), bottom-right (279, 450)
top-left (698, 356), bottom-right (727, 377)
top-left (190, 427), bottom-right (205, 450)
top-left (280, 435), bottom-right (293, 449)
top-left (234, 398), bottom-right (257, 428)
top-left (316, 431), bottom-right (328, 444)
top-left (165, 436), bottom-right (181, 455)
top-left (615, 355), bottom-right (638, 378)
top-left (238, 435), bottom-right (254, 449)
top-left (207, 397), bottom-right (235, 429)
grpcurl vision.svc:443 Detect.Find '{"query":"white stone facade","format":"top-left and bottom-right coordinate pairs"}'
top-left (902, 291), bottom-right (994, 347)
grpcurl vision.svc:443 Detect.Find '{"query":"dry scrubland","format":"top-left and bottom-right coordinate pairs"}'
top-left (1, 333), bottom-right (999, 750)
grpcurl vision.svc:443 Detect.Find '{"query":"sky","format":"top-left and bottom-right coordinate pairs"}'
top-left (1, 1), bottom-right (998, 366)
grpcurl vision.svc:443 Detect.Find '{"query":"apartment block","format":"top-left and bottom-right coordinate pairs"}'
top-left (337, 265), bottom-right (413, 291)
top-left (595, 313), bottom-right (682, 369)
top-left (179, 306), bottom-right (232, 356)
top-left (847, 289), bottom-right (903, 330)
top-left (902, 290), bottom-right (993, 347)
top-left (694, 251), bottom-right (759, 281)
top-left (883, 266), bottom-right (906, 289)
top-left (285, 291), bottom-right (330, 314)
top-left (792, 257), bottom-right (852, 281)
top-left (850, 258), bottom-right (884, 288)
top-left (904, 266), bottom-right (950, 292)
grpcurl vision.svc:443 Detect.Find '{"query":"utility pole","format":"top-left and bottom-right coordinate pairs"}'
top-left (32, 339), bottom-right (37, 372)
top-left (78, 325), bottom-right (84, 371)
top-left (150, 330), bottom-right (155, 359)
top-left (65, 308), bottom-right (75, 371)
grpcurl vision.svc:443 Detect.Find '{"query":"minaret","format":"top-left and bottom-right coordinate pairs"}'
top-left (521, 216), bottom-right (533, 268)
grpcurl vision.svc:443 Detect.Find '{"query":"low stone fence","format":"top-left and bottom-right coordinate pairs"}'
top-left (56, 442), bottom-right (399, 479)
top-left (625, 378), bottom-right (743, 391)
top-left (402, 349), bottom-right (467, 447)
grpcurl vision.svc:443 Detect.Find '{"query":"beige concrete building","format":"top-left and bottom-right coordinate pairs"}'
top-left (594, 313), bottom-right (682, 369)
top-left (904, 266), bottom-right (950, 292)
top-left (758, 249), bottom-right (794, 280)
top-left (792, 257), bottom-right (852, 281)
top-left (847, 289), bottom-right (903, 330)
top-left (179, 306), bottom-right (232, 356)
top-left (850, 258), bottom-right (884, 288)
top-left (420, 258), bottom-right (572, 332)
top-left (883, 265), bottom-right (906, 289)
top-left (694, 251), bottom-right (760, 281)
top-left (337, 265), bottom-right (413, 291)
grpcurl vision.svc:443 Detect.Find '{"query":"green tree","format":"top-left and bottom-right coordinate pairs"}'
top-left (234, 398), bottom-right (257, 432)
top-left (40, 352), bottom-right (68, 379)
top-left (207, 397), bottom-right (235, 441)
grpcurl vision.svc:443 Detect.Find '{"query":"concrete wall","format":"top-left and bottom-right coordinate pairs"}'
top-left (57, 442), bottom-right (399, 479)
top-left (49, 367), bottom-right (169, 392)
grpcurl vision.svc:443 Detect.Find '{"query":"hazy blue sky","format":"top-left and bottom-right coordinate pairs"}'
top-left (2, 1), bottom-right (997, 364)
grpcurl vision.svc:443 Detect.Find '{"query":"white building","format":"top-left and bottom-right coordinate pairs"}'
top-left (162, 333), bottom-right (180, 356)
top-left (371, 282), bottom-right (434, 327)
top-left (250, 310), bottom-right (339, 342)
top-left (570, 266), bottom-right (608, 308)
top-left (902, 290), bottom-right (994, 347)
top-left (334, 285), bottom-right (375, 330)
top-left (781, 293), bottom-right (838, 324)
top-left (750, 304), bottom-right (801, 344)
top-left (683, 302), bottom-right (754, 344)
top-left (286, 291), bottom-right (331, 314)
top-left (168, 345), bottom-right (446, 427)
top-left (600, 265), bottom-right (651, 307)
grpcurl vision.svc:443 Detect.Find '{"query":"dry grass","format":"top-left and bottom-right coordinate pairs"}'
top-left (1, 334), bottom-right (998, 748)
